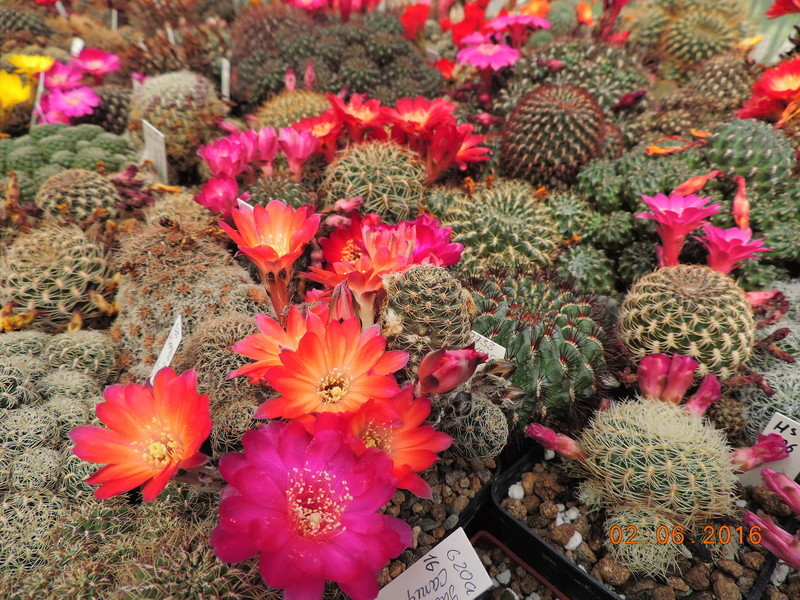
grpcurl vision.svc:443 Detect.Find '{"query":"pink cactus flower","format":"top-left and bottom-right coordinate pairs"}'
top-left (636, 193), bottom-right (722, 267)
top-left (197, 137), bottom-right (251, 179)
top-left (683, 375), bottom-right (722, 415)
top-left (46, 86), bottom-right (100, 117)
top-left (746, 289), bottom-right (783, 309)
top-left (731, 433), bottom-right (789, 471)
top-left (211, 420), bottom-right (412, 600)
top-left (637, 353), bottom-right (698, 404)
top-left (485, 14), bottom-right (551, 48)
top-left (252, 127), bottom-right (279, 176)
top-left (699, 225), bottom-right (771, 274)
top-left (278, 127), bottom-right (319, 181)
top-left (525, 424), bottom-right (587, 460)
top-left (71, 48), bottom-right (120, 84)
top-left (194, 176), bottom-right (240, 220)
top-left (457, 42), bottom-right (521, 71)
top-left (332, 196), bottom-right (364, 213)
top-left (761, 468), bottom-right (800, 515)
top-left (415, 345), bottom-right (488, 396)
top-left (743, 512), bottom-right (800, 570)
top-left (404, 213), bottom-right (463, 266)
top-left (43, 61), bottom-right (83, 90)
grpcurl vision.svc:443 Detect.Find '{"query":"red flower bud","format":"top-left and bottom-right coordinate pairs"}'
top-left (415, 345), bottom-right (488, 395)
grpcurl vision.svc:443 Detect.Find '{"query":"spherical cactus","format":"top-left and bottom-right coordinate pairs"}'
top-left (129, 70), bottom-right (228, 170)
top-left (706, 395), bottom-right (747, 442)
top-left (254, 89), bottom-right (330, 130)
top-left (706, 119), bottom-right (796, 191)
top-left (442, 398), bottom-right (509, 461)
top-left (322, 141), bottom-right (427, 222)
top-left (544, 192), bottom-right (591, 239)
top-left (0, 331), bottom-right (51, 357)
top-left (44, 331), bottom-right (117, 384)
top-left (0, 355), bottom-right (48, 384)
top-left (248, 174), bottom-right (314, 209)
top-left (10, 447), bottom-right (63, 491)
top-left (0, 224), bottom-right (111, 330)
top-left (6, 145), bottom-right (47, 174)
top-left (577, 400), bottom-right (737, 523)
top-left (556, 245), bottom-right (617, 295)
top-left (604, 506), bottom-right (684, 578)
top-left (380, 265), bottom-right (476, 370)
top-left (59, 451), bottom-right (98, 498)
top-left (36, 134), bottom-right (75, 159)
top-left (431, 179), bottom-right (561, 277)
top-left (230, 3), bottom-right (311, 62)
top-left (45, 394), bottom-right (93, 436)
top-left (0, 406), bottom-right (60, 454)
top-left (500, 85), bottom-right (607, 188)
top-left (0, 364), bottom-right (40, 409)
top-left (0, 7), bottom-right (50, 37)
top-left (73, 85), bottom-right (132, 135)
top-left (617, 241), bottom-right (659, 285)
top-left (37, 369), bottom-right (101, 404)
top-left (209, 397), bottom-right (262, 456)
top-left (0, 490), bottom-right (68, 573)
top-left (738, 362), bottom-right (800, 441)
top-left (619, 265), bottom-right (755, 380)
top-left (35, 169), bottom-right (122, 222)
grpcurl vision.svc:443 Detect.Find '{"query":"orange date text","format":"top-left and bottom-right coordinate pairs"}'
top-left (608, 525), bottom-right (762, 545)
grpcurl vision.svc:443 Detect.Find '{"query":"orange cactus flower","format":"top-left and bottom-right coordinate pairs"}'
top-left (576, 1), bottom-right (594, 26)
top-left (69, 368), bottom-right (212, 502)
top-left (220, 200), bottom-right (320, 319)
top-left (520, 0), bottom-right (550, 18)
top-left (254, 317), bottom-right (408, 420)
top-left (672, 170), bottom-right (722, 195)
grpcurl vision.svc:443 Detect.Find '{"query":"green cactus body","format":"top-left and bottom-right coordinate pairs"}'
top-left (6, 145), bottom-right (46, 174)
top-left (35, 169), bottom-right (122, 222)
top-left (500, 85), bottom-right (607, 188)
top-left (556, 245), bottom-right (617, 295)
top-left (604, 506), bottom-right (684, 578)
top-left (380, 265), bottom-right (475, 369)
top-left (432, 179), bottom-right (561, 277)
top-left (0, 7), bottom-right (50, 36)
top-left (322, 141), bottom-right (426, 222)
top-left (248, 175), bottom-right (314, 209)
top-left (37, 135), bottom-right (75, 159)
top-left (619, 265), bottom-right (755, 380)
top-left (441, 398), bottom-right (509, 462)
top-left (74, 85), bottom-right (132, 135)
top-left (544, 192), bottom-right (591, 238)
top-left (0, 331), bottom-right (51, 357)
top-left (739, 362), bottom-right (800, 441)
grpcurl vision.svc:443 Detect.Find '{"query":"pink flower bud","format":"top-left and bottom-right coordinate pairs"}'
top-left (415, 345), bottom-right (488, 395)
top-left (683, 374), bottom-right (721, 415)
top-left (732, 175), bottom-right (750, 230)
top-left (332, 196), bottom-right (364, 213)
top-left (525, 424), bottom-right (587, 460)
top-left (746, 290), bottom-right (782, 309)
top-left (304, 61), bottom-right (316, 89)
top-left (743, 512), bottom-right (800, 570)
top-left (325, 215), bottom-right (352, 229)
top-left (329, 282), bottom-right (357, 322)
top-left (638, 353), bottom-right (698, 404)
top-left (761, 468), bottom-right (800, 515)
top-left (284, 68), bottom-right (296, 92)
top-left (731, 433), bottom-right (789, 471)
top-left (637, 353), bottom-right (671, 400)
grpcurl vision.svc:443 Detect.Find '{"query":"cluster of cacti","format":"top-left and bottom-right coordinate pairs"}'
top-left (129, 70), bottom-right (228, 172)
top-left (429, 179), bottom-right (562, 276)
top-left (0, 6), bottom-right (49, 37)
top-left (0, 124), bottom-right (137, 202)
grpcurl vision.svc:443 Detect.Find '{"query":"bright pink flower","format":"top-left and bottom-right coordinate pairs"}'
top-left (278, 127), bottom-right (319, 180)
top-left (71, 48), bottom-right (120, 84)
top-left (403, 213), bottom-right (463, 266)
top-left (525, 423), bottom-right (587, 460)
top-left (415, 345), bottom-right (488, 395)
top-left (46, 86), bottom-right (100, 118)
top-left (457, 42), bottom-right (520, 71)
top-left (746, 289), bottom-right (784, 309)
top-left (636, 193), bottom-right (722, 267)
top-left (683, 375), bottom-right (722, 415)
top-left (198, 137), bottom-right (251, 179)
top-left (194, 176), bottom-right (240, 220)
top-left (44, 61), bottom-right (83, 90)
top-left (699, 225), bottom-right (770, 274)
top-left (332, 196), bottom-right (364, 213)
top-left (253, 127), bottom-right (278, 175)
top-left (485, 14), bottom-right (550, 48)
top-left (637, 353), bottom-right (698, 404)
top-left (761, 468), bottom-right (800, 514)
top-left (286, 0), bottom-right (327, 10)
top-left (211, 420), bottom-right (412, 600)
top-left (36, 94), bottom-right (70, 124)
top-left (731, 433), bottom-right (789, 471)
top-left (743, 512), bottom-right (800, 570)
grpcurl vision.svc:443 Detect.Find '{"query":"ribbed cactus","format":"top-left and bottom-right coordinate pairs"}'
top-left (248, 174), bottom-right (314, 210)
top-left (0, 490), bottom-right (67, 573)
top-left (254, 89), bottom-right (331, 130)
top-left (470, 269), bottom-right (607, 425)
top-left (380, 265), bottom-right (476, 371)
top-left (322, 141), bottom-right (426, 222)
top-left (0, 7), bottom-right (50, 37)
top-left (500, 85), bottom-right (608, 188)
top-left (0, 225), bottom-right (111, 330)
top-left (555, 245), bottom-right (617, 295)
top-left (0, 364), bottom-right (39, 409)
top-left (706, 395), bottom-right (747, 442)
top-left (0, 331), bottom-right (51, 358)
top-left (44, 331), bottom-right (117, 384)
top-left (35, 169), bottom-right (122, 223)
top-left (619, 265), bottom-right (755, 380)
top-left (10, 447), bottom-right (63, 491)
top-left (209, 397), bottom-right (262, 456)
top-left (74, 85), bottom-right (132, 135)
top-left (430, 179), bottom-right (561, 277)
top-left (0, 406), bottom-right (60, 454)
top-left (37, 369), bottom-right (102, 404)
top-left (544, 192), bottom-right (591, 239)
top-left (441, 398), bottom-right (509, 461)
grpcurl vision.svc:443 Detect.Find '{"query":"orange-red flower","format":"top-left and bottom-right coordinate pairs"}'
top-left (385, 96), bottom-right (456, 148)
top-left (767, 0), bottom-right (800, 19)
top-left (220, 200), bottom-right (320, 318)
top-left (306, 388), bottom-right (453, 499)
top-left (327, 93), bottom-right (386, 141)
top-left (69, 368), bottom-right (211, 502)
top-left (254, 317), bottom-right (408, 420)
top-left (759, 57), bottom-right (800, 100)
top-left (294, 109), bottom-right (342, 161)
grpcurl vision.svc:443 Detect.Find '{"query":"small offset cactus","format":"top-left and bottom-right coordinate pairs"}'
top-left (555, 245), bottom-right (617, 295)
top-left (604, 506), bottom-right (685, 578)
top-left (619, 265), bottom-right (755, 380)
top-left (10, 448), bottom-right (64, 491)
top-left (35, 169), bottom-right (122, 222)
top-left (209, 397), bottom-right (262, 456)
top-left (0, 406), bottom-right (61, 454)
top-left (37, 369), bottom-right (101, 404)
top-left (0, 364), bottom-right (40, 409)
top-left (44, 331), bottom-right (117, 384)
top-left (0, 331), bottom-right (51, 358)
top-left (441, 398), bottom-right (509, 462)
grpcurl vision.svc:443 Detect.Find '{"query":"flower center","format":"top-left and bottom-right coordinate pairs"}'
top-left (361, 421), bottom-right (392, 453)
top-left (286, 468), bottom-right (351, 540)
top-left (340, 239), bottom-right (362, 263)
top-left (317, 368), bottom-right (352, 404)
top-left (477, 44), bottom-right (502, 56)
top-left (264, 231), bottom-right (290, 256)
top-left (139, 418), bottom-right (183, 468)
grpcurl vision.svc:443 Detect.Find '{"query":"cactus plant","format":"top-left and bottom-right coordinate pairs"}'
top-left (619, 265), bottom-right (756, 380)
top-left (0, 331), bottom-right (51, 358)
top-left (0, 7), bottom-right (50, 37)
top-left (73, 85), bottom-right (132, 135)
top-left (247, 174), bottom-right (314, 210)
top-left (0, 363), bottom-right (39, 409)
top-left (254, 89), bottom-right (331, 130)
top-left (37, 369), bottom-right (101, 404)
top-left (0, 406), bottom-right (60, 454)
top-left (556, 245), bottom-right (617, 295)
top-left (0, 490), bottom-right (68, 573)
top-left (10, 447), bottom-right (63, 491)
top-left (35, 169), bottom-right (122, 222)
top-left (441, 398), bottom-right (509, 461)
top-left (44, 331), bottom-right (117, 384)
top-left (738, 362), bottom-right (800, 441)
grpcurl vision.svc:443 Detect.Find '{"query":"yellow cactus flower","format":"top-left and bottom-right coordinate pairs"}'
top-left (5, 53), bottom-right (54, 75)
top-left (0, 70), bottom-right (33, 108)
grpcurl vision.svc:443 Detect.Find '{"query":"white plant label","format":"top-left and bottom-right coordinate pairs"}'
top-left (55, 1), bottom-right (68, 18)
top-left (142, 119), bottom-right (169, 183)
top-left (110, 9), bottom-right (118, 31)
top-left (739, 412), bottom-right (800, 486)
top-left (148, 315), bottom-right (183, 384)
top-left (69, 37), bottom-right (85, 57)
top-left (220, 58), bottom-right (231, 101)
top-left (29, 74), bottom-right (46, 126)
top-left (470, 331), bottom-right (506, 361)
top-left (377, 528), bottom-right (492, 600)
top-left (165, 24), bottom-right (177, 45)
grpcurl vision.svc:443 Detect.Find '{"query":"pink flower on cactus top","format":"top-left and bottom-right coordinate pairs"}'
top-left (637, 353), bottom-right (698, 404)
top-left (277, 127), bottom-right (319, 180)
top-left (198, 137), bottom-right (251, 179)
top-left (457, 42), bottom-right (521, 71)
top-left (44, 61), bottom-right (83, 90)
top-left (211, 420), bottom-right (412, 600)
top-left (636, 193), bottom-right (722, 267)
top-left (286, 0), bottom-right (327, 10)
top-left (698, 225), bottom-right (770, 274)
top-left (71, 48), bottom-right (120, 82)
top-left (194, 176), bottom-right (239, 220)
top-left (743, 512), bottom-right (800, 570)
top-left (525, 424), bottom-right (587, 460)
top-left (485, 14), bottom-right (551, 48)
top-left (731, 433), bottom-right (789, 471)
top-left (46, 86), bottom-right (100, 117)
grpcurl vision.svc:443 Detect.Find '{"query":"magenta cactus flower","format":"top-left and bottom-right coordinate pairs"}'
top-left (197, 137), bottom-right (251, 179)
top-left (731, 433), bottom-right (789, 471)
top-left (698, 225), bottom-right (771, 274)
top-left (457, 42), bottom-right (521, 71)
top-left (253, 127), bottom-right (279, 175)
top-left (524, 424), bottom-right (587, 460)
top-left (762, 468), bottom-right (800, 514)
top-left (43, 61), bottom-right (82, 90)
top-left (637, 353), bottom-right (698, 404)
top-left (636, 193), bottom-right (722, 267)
top-left (278, 127), bottom-right (319, 181)
top-left (415, 345), bottom-right (488, 395)
top-left (683, 375), bottom-right (722, 415)
top-left (71, 48), bottom-right (120, 84)
top-left (743, 511), bottom-right (800, 570)
top-left (194, 176), bottom-right (240, 220)
top-left (485, 14), bottom-right (551, 48)
top-left (46, 86), bottom-right (100, 118)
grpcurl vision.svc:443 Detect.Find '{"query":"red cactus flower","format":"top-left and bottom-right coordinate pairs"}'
top-left (767, 0), bottom-right (800, 18)
top-left (401, 3), bottom-right (430, 41)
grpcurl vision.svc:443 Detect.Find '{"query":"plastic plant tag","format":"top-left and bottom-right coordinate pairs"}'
top-left (376, 528), bottom-right (492, 600)
top-left (165, 24), bottom-right (177, 45)
top-left (142, 119), bottom-right (169, 183)
top-left (470, 331), bottom-right (505, 361)
top-left (220, 58), bottom-right (231, 101)
top-left (148, 314), bottom-right (183, 384)
top-left (110, 9), bottom-right (118, 31)
top-left (739, 412), bottom-right (800, 487)
top-left (55, 1), bottom-right (68, 17)
top-left (29, 74), bottom-right (45, 126)
top-left (70, 37), bottom-right (85, 57)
